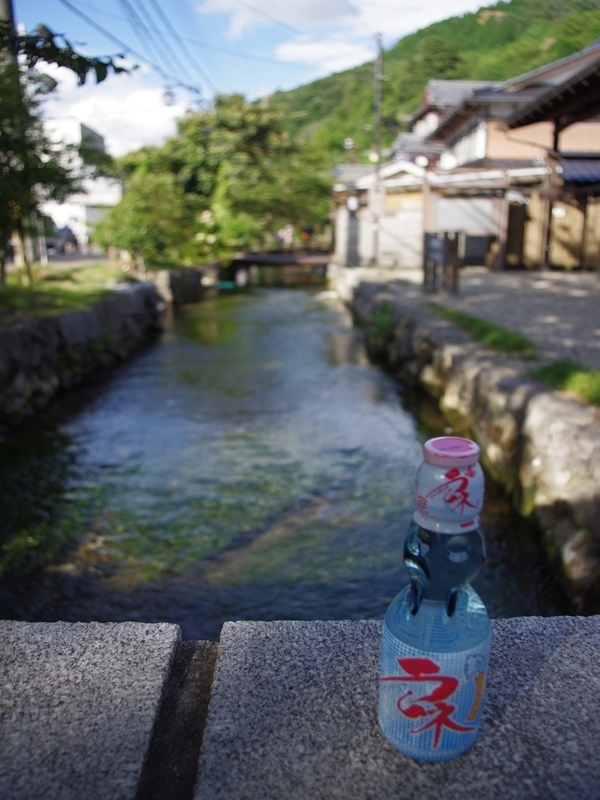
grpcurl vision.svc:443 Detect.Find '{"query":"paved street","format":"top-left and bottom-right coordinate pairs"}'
top-left (398, 267), bottom-right (600, 370)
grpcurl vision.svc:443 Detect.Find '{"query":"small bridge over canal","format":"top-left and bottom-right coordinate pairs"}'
top-left (224, 250), bottom-right (332, 286)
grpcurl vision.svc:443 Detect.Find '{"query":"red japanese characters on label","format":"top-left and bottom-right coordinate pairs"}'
top-left (379, 625), bottom-right (490, 760)
top-left (413, 460), bottom-right (484, 533)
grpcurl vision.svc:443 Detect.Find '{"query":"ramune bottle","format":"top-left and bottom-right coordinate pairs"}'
top-left (379, 436), bottom-right (491, 761)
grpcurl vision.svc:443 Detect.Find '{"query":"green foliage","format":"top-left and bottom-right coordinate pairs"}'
top-left (273, 0), bottom-right (600, 159)
top-left (0, 21), bottom-right (128, 85)
top-left (371, 304), bottom-right (396, 338)
top-left (0, 21), bottom-right (127, 285)
top-left (427, 302), bottom-right (538, 357)
top-left (416, 36), bottom-right (467, 82)
top-left (529, 359), bottom-right (600, 405)
top-left (94, 172), bottom-right (198, 265)
top-left (0, 62), bottom-right (81, 283)
top-left (362, 302), bottom-right (397, 355)
top-left (100, 94), bottom-right (332, 264)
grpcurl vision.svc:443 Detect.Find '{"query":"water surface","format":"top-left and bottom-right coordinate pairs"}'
top-left (0, 289), bottom-right (568, 638)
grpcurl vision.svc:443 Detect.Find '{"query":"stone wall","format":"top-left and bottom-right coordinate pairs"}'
top-left (135, 265), bottom-right (219, 306)
top-left (152, 268), bottom-right (204, 305)
top-left (0, 283), bottom-right (163, 433)
top-left (348, 279), bottom-right (600, 612)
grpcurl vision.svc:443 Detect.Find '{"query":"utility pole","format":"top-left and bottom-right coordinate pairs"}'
top-left (371, 33), bottom-right (383, 267)
top-left (0, 0), bottom-right (17, 66)
top-left (0, 0), bottom-right (45, 274)
top-left (540, 125), bottom-right (561, 270)
top-left (0, 0), bottom-right (15, 38)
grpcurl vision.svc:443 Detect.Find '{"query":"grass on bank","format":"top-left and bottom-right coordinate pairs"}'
top-left (0, 261), bottom-right (125, 325)
top-left (426, 302), bottom-right (538, 359)
top-left (426, 303), bottom-right (600, 407)
top-left (529, 359), bottom-right (600, 407)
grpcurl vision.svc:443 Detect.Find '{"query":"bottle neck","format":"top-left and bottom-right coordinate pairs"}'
top-left (404, 520), bottom-right (486, 617)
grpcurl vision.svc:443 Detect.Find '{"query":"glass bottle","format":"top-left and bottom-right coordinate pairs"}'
top-left (378, 436), bottom-right (491, 761)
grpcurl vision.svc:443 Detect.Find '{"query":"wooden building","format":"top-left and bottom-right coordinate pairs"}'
top-left (331, 41), bottom-right (600, 272)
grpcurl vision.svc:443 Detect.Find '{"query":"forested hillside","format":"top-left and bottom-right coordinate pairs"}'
top-left (96, 0), bottom-right (600, 264)
top-left (272, 0), bottom-right (600, 160)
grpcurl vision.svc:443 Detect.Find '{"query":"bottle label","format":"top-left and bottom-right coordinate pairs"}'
top-left (379, 622), bottom-right (490, 761)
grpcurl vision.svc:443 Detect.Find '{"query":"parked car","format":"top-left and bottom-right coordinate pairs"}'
top-left (45, 226), bottom-right (78, 254)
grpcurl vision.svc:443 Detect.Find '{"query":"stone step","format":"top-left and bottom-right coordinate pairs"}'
top-left (0, 621), bottom-right (179, 800)
top-left (195, 617), bottom-right (600, 800)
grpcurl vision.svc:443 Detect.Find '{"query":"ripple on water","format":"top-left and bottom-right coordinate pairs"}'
top-left (0, 289), bottom-right (569, 637)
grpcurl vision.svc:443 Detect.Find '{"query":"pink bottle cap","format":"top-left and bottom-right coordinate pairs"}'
top-left (423, 436), bottom-right (480, 468)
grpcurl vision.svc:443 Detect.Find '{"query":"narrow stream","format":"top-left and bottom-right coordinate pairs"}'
top-left (0, 289), bottom-right (568, 639)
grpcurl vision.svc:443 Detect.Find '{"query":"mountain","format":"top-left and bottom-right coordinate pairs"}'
top-left (272, 0), bottom-right (600, 161)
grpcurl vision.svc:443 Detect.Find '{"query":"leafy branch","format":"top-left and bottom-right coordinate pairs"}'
top-left (0, 21), bottom-right (131, 85)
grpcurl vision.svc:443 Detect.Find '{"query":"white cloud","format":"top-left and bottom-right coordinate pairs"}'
top-left (198, 0), bottom-right (486, 44)
top-left (38, 63), bottom-right (187, 156)
top-left (198, 0), bottom-right (352, 39)
top-left (277, 38), bottom-right (374, 74)
top-left (197, 0), bottom-right (490, 77)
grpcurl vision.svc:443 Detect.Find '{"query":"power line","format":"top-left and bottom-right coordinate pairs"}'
top-left (130, 0), bottom-right (207, 88)
top-left (229, 0), bottom-right (377, 54)
top-left (118, 0), bottom-right (180, 80)
top-left (339, 0), bottom-right (360, 17)
top-left (339, 0), bottom-right (375, 37)
top-left (144, 0), bottom-right (217, 91)
top-left (229, 0), bottom-right (304, 36)
top-left (175, 0), bottom-right (232, 88)
top-left (55, 0), bottom-right (205, 97)
top-left (371, 32), bottom-right (383, 266)
top-left (129, 0), bottom-right (194, 79)
top-left (72, 0), bottom-right (315, 70)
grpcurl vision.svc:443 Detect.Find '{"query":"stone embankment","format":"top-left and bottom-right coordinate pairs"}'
top-left (0, 283), bottom-right (162, 434)
top-left (141, 265), bottom-right (217, 306)
top-left (331, 270), bottom-right (600, 613)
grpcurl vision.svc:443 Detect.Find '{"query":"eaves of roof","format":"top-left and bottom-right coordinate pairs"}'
top-left (559, 158), bottom-right (600, 184)
top-left (501, 38), bottom-right (600, 92)
top-left (425, 106), bottom-right (470, 142)
top-left (507, 56), bottom-right (600, 129)
top-left (428, 164), bottom-right (548, 188)
top-left (353, 160), bottom-right (426, 188)
top-left (427, 88), bottom-right (545, 142)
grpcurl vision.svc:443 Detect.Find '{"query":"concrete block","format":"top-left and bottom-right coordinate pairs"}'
top-left (195, 617), bottom-right (600, 800)
top-left (0, 621), bottom-right (180, 800)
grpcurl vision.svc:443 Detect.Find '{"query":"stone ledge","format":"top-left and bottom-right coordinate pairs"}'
top-left (195, 617), bottom-right (600, 800)
top-left (2, 618), bottom-right (598, 800)
top-left (0, 621), bottom-right (180, 800)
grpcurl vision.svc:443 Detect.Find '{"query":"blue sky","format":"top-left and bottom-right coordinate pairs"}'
top-left (17, 0), bottom-right (485, 155)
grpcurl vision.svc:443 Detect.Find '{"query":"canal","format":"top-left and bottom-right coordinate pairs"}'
top-left (0, 289), bottom-right (568, 639)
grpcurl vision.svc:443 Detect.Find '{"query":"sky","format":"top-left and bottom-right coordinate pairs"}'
top-left (16, 0), bottom-right (486, 156)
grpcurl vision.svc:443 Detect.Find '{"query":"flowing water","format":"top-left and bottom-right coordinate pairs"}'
top-left (0, 289), bottom-right (568, 639)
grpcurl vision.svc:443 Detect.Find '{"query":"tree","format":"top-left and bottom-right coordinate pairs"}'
top-left (0, 63), bottom-right (77, 284)
top-left (0, 19), bottom-right (128, 285)
top-left (417, 35), bottom-right (466, 81)
top-left (94, 172), bottom-right (198, 267)
top-left (98, 93), bottom-right (332, 264)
